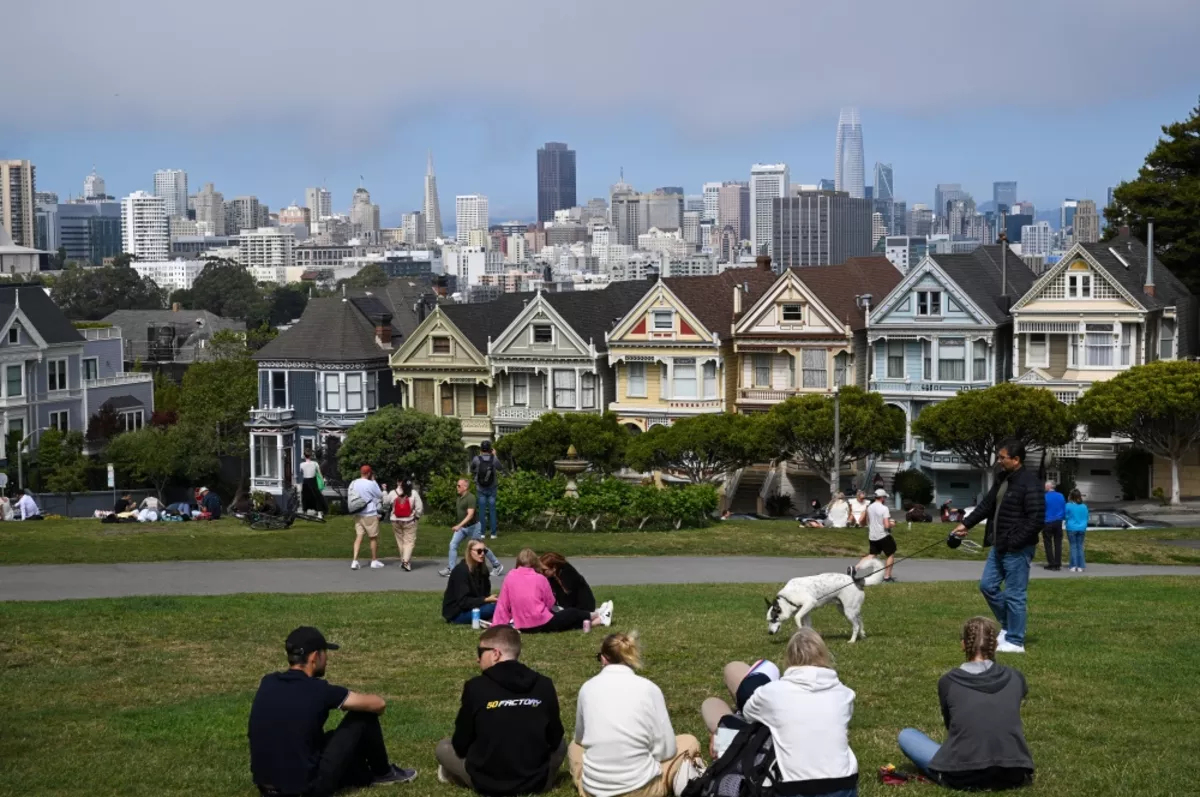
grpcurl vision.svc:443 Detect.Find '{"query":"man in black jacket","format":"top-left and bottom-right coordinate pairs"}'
top-left (952, 439), bottom-right (1045, 654)
top-left (436, 625), bottom-right (566, 796)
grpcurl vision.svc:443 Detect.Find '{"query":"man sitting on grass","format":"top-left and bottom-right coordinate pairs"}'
top-left (248, 626), bottom-right (417, 796)
top-left (436, 625), bottom-right (566, 796)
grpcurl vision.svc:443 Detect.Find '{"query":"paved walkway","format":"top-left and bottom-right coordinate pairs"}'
top-left (3, 556), bottom-right (1199, 601)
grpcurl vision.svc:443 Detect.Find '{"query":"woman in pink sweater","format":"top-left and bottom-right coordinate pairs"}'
top-left (494, 549), bottom-right (614, 633)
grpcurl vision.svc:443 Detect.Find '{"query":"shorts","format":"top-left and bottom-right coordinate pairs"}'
top-left (355, 515), bottom-right (380, 539)
top-left (869, 535), bottom-right (897, 557)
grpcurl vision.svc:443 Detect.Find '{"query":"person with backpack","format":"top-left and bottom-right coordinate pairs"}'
top-left (348, 465), bottom-right (384, 571)
top-left (470, 441), bottom-right (502, 540)
top-left (384, 480), bottom-right (423, 572)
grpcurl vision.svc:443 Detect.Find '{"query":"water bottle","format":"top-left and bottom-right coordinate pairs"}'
top-left (471, 607), bottom-right (481, 629)
top-left (582, 619), bottom-right (591, 634)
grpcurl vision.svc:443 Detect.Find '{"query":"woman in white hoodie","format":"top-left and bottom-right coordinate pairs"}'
top-left (742, 629), bottom-right (859, 796)
top-left (569, 632), bottom-right (702, 797)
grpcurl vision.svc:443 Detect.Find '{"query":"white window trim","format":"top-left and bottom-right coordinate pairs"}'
top-left (49, 410), bottom-right (70, 432)
top-left (552, 369), bottom-right (577, 408)
top-left (83, 357), bottom-right (99, 382)
top-left (511, 373), bottom-right (529, 406)
top-left (702, 361), bottom-right (718, 399)
top-left (1025, 334), bottom-right (1050, 368)
top-left (345, 373), bottom-right (365, 412)
top-left (886, 341), bottom-right (905, 379)
top-left (120, 409), bottom-right (145, 431)
top-left (651, 309), bottom-right (674, 331)
top-left (753, 354), bottom-right (771, 388)
top-left (269, 369), bottom-right (289, 409)
top-left (779, 303), bottom-right (804, 324)
top-left (48, 358), bottom-right (69, 393)
top-left (1067, 273), bottom-right (1093, 299)
top-left (916, 290), bottom-right (943, 317)
top-left (581, 372), bottom-right (597, 409)
top-left (626, 362), bottom-right (647, 398)
top-left (300, 435), bottom-right (317, 458)
top-left (530, 324), bottom-right (555, 345)
top-left (323, 372), bottom-right (341, 411)
top-left (672, 359), bottom-right (698, 399)
top-left (430, 336), bottom-right (452, 355)
top-left (5, 363), bottom-right (24, 398)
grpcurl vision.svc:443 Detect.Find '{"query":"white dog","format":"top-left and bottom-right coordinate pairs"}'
top-left (765, 558), bottom-right (886, 643)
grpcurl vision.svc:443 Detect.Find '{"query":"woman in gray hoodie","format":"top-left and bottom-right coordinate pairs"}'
top-left (898, 617), bottom-right (1034, 790)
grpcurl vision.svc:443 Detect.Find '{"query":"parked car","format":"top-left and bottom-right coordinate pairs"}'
top-left (960, 507), bottom-right (1171, 531)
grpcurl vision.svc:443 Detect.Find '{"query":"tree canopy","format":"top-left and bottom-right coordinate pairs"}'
top-left (51, 262), bottom-right (166, 320)
top-left (190, 259), bottom-right (269, 326)
top-left (107, 426), bottom-right (186, 499)
top-left (496, 412), bottom-right (630, 476)
top-left (178, 329), bottom-right (258, 486)
top-left (1104, 97), bottom-right (1200, 293)
top-left (1076, 361), bottom-right (1200, 505)
top-left (268, 283), bottom-right (310, 326)
top-left (340, 263), bottom-right (389, 289)
top-left (337, 406), bottom-right (467, 486)
top-left (625, 413), bottom-right (770, 484)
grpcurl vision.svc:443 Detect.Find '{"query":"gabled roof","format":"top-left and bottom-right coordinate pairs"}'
top-left (541, 281), bottom-right (652, 352)
top-left (0, 284), bottom-right (83, 344)
top-left (438, 293), bottom-right (531, 355)
top-left (929, 245), bottom-right (1038, 322)
top-left (662, 267), bottom-right (778, 338)
top-left (342, 277), bottom-right (438, 346)
top-left (789, 256), bottom-right (903, 331)
top-left (1078, 236), bottom-right (1192, 310)
top-left (254, 297), bottom-right (389, 364)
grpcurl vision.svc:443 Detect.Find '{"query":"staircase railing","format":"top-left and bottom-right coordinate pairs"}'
top-left (758, 460), bottom-right (780, 515)
top-left (722, 468), bottom-right (744, 514)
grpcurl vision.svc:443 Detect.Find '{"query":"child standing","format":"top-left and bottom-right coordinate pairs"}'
top-left (1064, 489), bottom-right (1089, 572)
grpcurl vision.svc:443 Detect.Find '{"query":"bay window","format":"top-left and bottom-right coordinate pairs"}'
top-left (581, 373), bottom-right (597, 408)
top-left (702, 361), bottom-right (717, 398)
top-left (887, 342), bottom-right (904, 378)
top-left (323, 373), bottom-right (340, 411)
top-left (1026, 334), bottom-right (1048, 367)
top-left (270, 371), bottom-right (287, 408)
top-left (922, 340), bottom-right (932, 380)
top-left (553, 370), bottom-right (577, 407)
top-left (49, 359), bottom-right (68, 392)
top-left (801, 349), bottom-right (827, 388)
top-left (938, 338), bottom-right (966, 381)
top-left (1119, 324), bottom-right (1134, 366)
top-left (254, 436), bottom-right (279, 480)
top-left (512, 373), bottom-right (528, 405)
top-left (834, 352), bottom-right (849, 387)
top-left (441, 384), bottom-right (455, 416)
top-left (367, 374), bottom-right (377, 410)
top-left (5, 364), bottom-right (20, 397)
top-left (1160, 318), bottom-right (1176, 360)
top-left (345, 373), bottom-right (363, 412)
top-left (972, 340), bottom-right (988, 381)
top-left (474, 383), bottom-right (489, 415)
top-left (673, 360), bottom-right (697, 398)
top-left (1084, 324), bottom-right (1114, 366)
top-left (753, 354), bottom-right (771, 387)
top-left (626, 362), bottom-right (646, 397)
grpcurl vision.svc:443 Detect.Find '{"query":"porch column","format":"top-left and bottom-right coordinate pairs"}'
top-left (1011, 330), bottom-right (1020, 379)
top-left (249, 433), bottom-right (257, 482)
top-left (575, 367), bottom-right (582, 410)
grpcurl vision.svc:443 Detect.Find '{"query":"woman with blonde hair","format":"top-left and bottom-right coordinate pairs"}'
top-left (897, 617), bottom-right (1033, 790)
top-left (441, 539), bottom-right (497, 624)
top-left (741, 628), bottom-right (859, 796)
top-left (570, 632), bottom-right (703, 797)
top-left (493, 548), bottom-right (613, 633)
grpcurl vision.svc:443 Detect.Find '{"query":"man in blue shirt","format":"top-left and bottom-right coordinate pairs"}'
top-left (1042, 481), bottom-right (1067, 571)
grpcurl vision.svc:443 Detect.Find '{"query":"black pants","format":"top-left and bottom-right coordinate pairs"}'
top-left (257, 711), bottom-right (391, 797)
top-left (525, 608), bottom-right (591, 634)
top-left (1042, 521), bottom-right (1063, 569)
top-left (301, 478), bottom-right (327, 513)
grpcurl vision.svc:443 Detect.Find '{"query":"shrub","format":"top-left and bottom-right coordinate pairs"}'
top-left (893, 468), bottom-right (934, 505)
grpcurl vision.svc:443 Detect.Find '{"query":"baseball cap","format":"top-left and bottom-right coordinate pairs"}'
top-left (285, 626), bottom-right (340, 657)
top-left (735, 659), bottom-right (780, 711)
top-left (875, 488), bottom-right (888, 498)
top-left (360, 465), bottom-right (372, 476)
top-left (481, 440), bottom-right (492, 452)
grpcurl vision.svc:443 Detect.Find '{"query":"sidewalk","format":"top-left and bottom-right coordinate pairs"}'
top-left (3, 556), bottom-right (1198, 601)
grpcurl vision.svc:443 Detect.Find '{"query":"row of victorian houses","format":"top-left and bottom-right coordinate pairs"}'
top-left (246, 231), bottom-right (1198, 507)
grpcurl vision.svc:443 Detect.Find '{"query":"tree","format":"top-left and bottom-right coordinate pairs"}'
top-left (169, 288), bottom-right (194, 308)
top-left (1104, 97), bottom-right (1200, 293)
top-left (625, 413), bottom-right (770, 483)
top-left (337, 406), bottom-right (466, 486)
top-left (152, 373), bottom-right (182, 426)
top-left (268, 283), bottom-right (310, 326)
top-left (36, 429), bottom-right (91, 515)
top-left (107, 426), bottom-right (185, 499)
top-left (49, 246), bottom-right (68, 270)
top-left (51, 262), bottom-right (166, 320)
top-left (495, 412), bottom-right (631, 476)
top-left (765, 387), bottom-right (905, 488)
top-left (340, 263), bottom-right (389, 289)
top-left (178, 329), bottom-right (258, 488)
top-left (190, 259), bottom-right (269, 326)
top-left (912, 383), bottom-right (1075, 479)
top-left (1076, 361), bottom-right (1200, 505)
top-left (86, 404), bottom-right (125, 447)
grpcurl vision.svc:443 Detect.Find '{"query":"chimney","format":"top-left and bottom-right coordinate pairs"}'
top-left (756, 254), bottom-right (772, 272)
top-left (1144, 217), bottom-right (1155, 297)
top-left (733, 285), bottom-right (742, 314)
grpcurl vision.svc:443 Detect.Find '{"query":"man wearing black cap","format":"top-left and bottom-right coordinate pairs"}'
top-left (249, 626), bottom-right (417, 796)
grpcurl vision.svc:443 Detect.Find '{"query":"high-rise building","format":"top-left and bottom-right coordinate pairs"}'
top-left (907, 204), bottom-right (934, 238)
top-left (401, 211), bottom-right (426, 245)
top-left (83, 167), bottom-right (107, 200)
top-left (1106, 186), bottom-right (1115, 210)
top-left (702, 182), bottom-right (722, 221)
top-left (153, 169), bottom-right (188, 218)
top-left (424, 152), bottom-right (444, 241)
top-left (278, 204), bottom-right (311, 229)
top-left (610, 190), bottom-right (645, 247)
top-left (1004, 214), bottom-right (1033, 243)
top-left (771, 190), bottom-right (873, 270)
top-left (873, 163), bottom-right (893, 202)
top-left (818, 179), bottom-right (835, 192)
top-left (304, 187), bottom-right (332, 222)
top-left (682, 210), bottom-right (701, 248)
top-left (750, 163), bottom-right (789, 256)
top-left (884, 236), bottom-right (928, 273)
top-left (1074, 199), bottom-right (1100, 244)
top-left (194, 183), bottom-right (225, 236)
top-left (1021, 221), bottom-right (1053, 256)
top-left (993, 181), bottom-right (1017, 211)
top-left (716, 182), bottom-right (750, 243)
top-left (35, 201), bottom-right (122, 264)
top-left (121, 191), bottom-right (169, 262)
top-left (536, 142), bottom-right (577, 223)
top-left (933, 184), bottom-right (967, 217)
top-left (646, 190), bottom-right (683, 231)
top-left (455, 195), bottom-right (489, 245)
top-left (350, 187), bottom-right (381, 236)
top-left (834, 108), bottom-right (865, 199)
top-left (225, 196), bottom-right (261, 235)
top-left (239, 227), bottom-right (296, 283)
top-left (1, 160), bottom-right (37, 248)
top-left (872, 213), bottom-right (887, 248)
top-left (1060, 199), bottom-right (1079, 233)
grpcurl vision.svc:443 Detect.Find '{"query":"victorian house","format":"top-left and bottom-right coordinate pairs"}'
top-left (866, 245), bottom-right (1037, 505)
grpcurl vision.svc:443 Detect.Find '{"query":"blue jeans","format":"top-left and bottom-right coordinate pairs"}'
top-left (477, 488), bottom-right (498, 537)
top-left (980, 544), bottom-right (1035, 646)
top-left (449, 602), bottom-right (496, 625)
top-left (1067, 531), bottom-right (1086, 569)
top-left (448, 523), bottom-right (500, 570)
top-left (898, 728), bottom-right (940, 775)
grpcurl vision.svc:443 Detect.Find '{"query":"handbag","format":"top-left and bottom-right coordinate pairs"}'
top-left (316, 471), bottom-right (326, 491)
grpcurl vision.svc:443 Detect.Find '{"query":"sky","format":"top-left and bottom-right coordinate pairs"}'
top-left (4, 1), bottom-right (1199, 226)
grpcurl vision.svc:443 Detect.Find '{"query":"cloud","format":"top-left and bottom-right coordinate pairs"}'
top-left (5, 0), bottom-right (1199, 133)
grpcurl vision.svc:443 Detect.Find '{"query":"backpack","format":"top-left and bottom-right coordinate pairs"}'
top-left (475, 455), bottom-right (496, 489)
top-left (393, 497), bottom-right (412, 520)
top-left (347, 483), bottom-right (367, 514)
top-left (683, 723), bottom-right (777, 797)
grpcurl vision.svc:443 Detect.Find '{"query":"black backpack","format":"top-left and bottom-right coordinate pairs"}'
top-left (683, 723), bottom-right (777, 797)
top-left (476, 455), bottom-right (496, 488)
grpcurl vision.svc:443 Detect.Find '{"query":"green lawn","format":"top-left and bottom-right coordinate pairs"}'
top-left (2, 516), bottom-right (1199, 566)
top-left (1, 578), bottom-right (1195, 796)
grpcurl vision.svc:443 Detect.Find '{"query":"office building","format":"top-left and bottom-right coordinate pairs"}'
top-left (153, 169), bottom-right (189, 218)
top-left (225, 196), bottom-right (261, 235)
top-left (682, 210), bottom-right (701, 247)
top-left (83, 168), bottom-right (107, 200)
top-left (1021, 221), bottom-right (1053, 256)
top-left (455, 195), bottom-right (489, 245)
top-left (610, 189), bottom-right (645, 247)
top-left (278, 204), bottom-right (311, 228)
top-left (1074, 199), bottom-right (1100, 244)
top-left (239, 227), bottom-right (296, 282)
top-left (933, 183), bottom-right (966, 217)
top-left (1106, 187), bottom-right (1115, 209)
top-left (424, 152), bottom-right (444, 241)
top-left (35, 201), bottom-right (123, 265)
top-left (121, 191), bottom-right (169, 262)
top-left (834, 108), bottom-right (865, 199)
top-left (771, 190), bottom-right (873, 270)
top-left (750, 163), bottom-right (789, 256)
top-left (304, 187), bottom-right (332, 222)
top-left (872, 213), bottom-right (887, 247)
top-left (193, 183), bottom-right (225, 236)
top-left (638, 227), bottom-right (691, 260)
top-left (350, 187), bottom-right (381, 236)
top-left (1, 160), bottom-right (37, 248)
top-left (1061, 199), bottom-right (1079, 233)
top-left (583, 198), bottom-right (608, 225)
top-left (884, 236), bottom-right (928, 273)
top-left (716, 181), bottom-right (750, 242)
top-left (702, 182), bottom-right (722, 221)
top-left (907, 204), bottom-right (933, 237)
top-left (536, 142), bottom-right (577, 223)
top-left (874, 162), bottom-right (893, 202)
top-left (401, 211), bottom-right (425, 245)
top-left (646, 190), bottom-right (683, 231)
top-left (1004, 214), bottom-right (1033, 243)
top-left (993, 181), bottom-right (1017, 211)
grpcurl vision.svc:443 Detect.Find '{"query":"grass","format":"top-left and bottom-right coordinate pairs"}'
top-left (1, 578), bottom-right (1196, 796)
top-left (2, 516), bottom-right (1199, 566)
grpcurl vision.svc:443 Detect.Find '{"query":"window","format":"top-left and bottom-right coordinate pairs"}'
top-left (120, 410), bottom-right (144, 431)
top-left (474, 383), bottom-right (489, 415)
top-left (532, 325), bottom-right (553, 344)
top-left (83, 358), bottom-right (98, 381)
top-left (440, 384), bottom-right (455, 416)
top-left (48, 360), bottom-right (68, 392)
top-left (512, 373), bottom-right (528, 405)
top-left (626, 363), bottom-right (646, 397)
top-left (6, 364), bottom-right (22, 397)
top-left (938, 338), bottom-right (966, 381)
top-left (834, 353), bottom-right (849, 387)
top-left (7, 327), bottom-right (18, 344)
top-left (801, 349), bottom-right (827, 388)
top-left (553, 370), bottom-right (577, 407)
top-left (1026, 334), bottom-right (1048, 367)
top-left (582, 373), bottom-right (597, 408)
top-left (345, 373), bottom-right (363, 411)
top-left (1084, 324), bottom-right (1114, 367)
top-left (886, 342), bottom-right (904, 378)
top-left (781, 303), bottom-right (803, 323)
top-left (254, 435), bottom-right (279, 479)
top-left (673, 360), bottom-right (697, 398)
top-left (301, 436), bottom-right (316, 459)
top-left (972, 340), bottom-right (988, 381)
top-left (652, 310), bottom-right (673, 331)
top-left (270, 371), bottom-right (287, 408)
top-left (702, 361), bottom-right (717, 398)
top-left (323, 373), bottom-right (340, 411)
top-left (1161, 319), bottom-right (1176, 360)
top-left (1119, 324), bottom-right (1134, 366)
top-left (366, 374), bottom-right (377, 410)
top-left (922, 340), bottom-right (932, 380)
top-left (49, 410), bottom-right (69, 432)
top-left (916, 290), bottom-right (942, 316)
top-left (431, 336), bottom-right (451, 354)
top-left (753, 354), bottom-right (771, 387)
top-left (1067, 273), bottom-right (1092, 299)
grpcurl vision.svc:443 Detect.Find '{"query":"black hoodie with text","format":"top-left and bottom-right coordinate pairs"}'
top-left (451, 659), bottom-right (564, 797)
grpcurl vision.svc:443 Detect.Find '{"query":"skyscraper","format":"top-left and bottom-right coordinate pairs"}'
top-left (121, 191), bottom-right (169, 261)
top-left (993, 181), bottom-right (1017, 211)
top-left (153, 169), bottom-right (188, 218)
top-left (1060, 199), bottom-right (1079, 233)
top-left (83, 167), bottom-right (107, 200)
top-left (772, 190), bottom-right (873, 269)
top-left (873, 163), bottom-right (893, 201)
top-left (424, 152), bottom-right (444, 242)
top-left (750, 163), bottom-right (789, 256)
top-left (834, 108), bottom-right (865, 199)
top-left (536, 142), bottom-right (577, 223)
top-left (934, 184), bottom-right (966, 217)
top-left (1021, 221), bottom-right (1053, 256)
top-left (717, 182), bottom-right (750, 243)
top-left (350, 187), bottom-right (381, 236)
top-left (304, 187), bottom-right (332, 221)
top-left (0, 159), bottom-right (37, 247)
top-left (455, 195), bottom-right (489, 245)
top-left (1074, 199), bottom-right (1100, 244)
top-left (195, 183), bottom-right (225, 235)
top-left (225, 196), bottom-right (261, 235)
top-left (702, 182), bottom-right (722, 221)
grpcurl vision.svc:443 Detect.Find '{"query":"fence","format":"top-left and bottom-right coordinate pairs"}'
top-left (30, 489), bottom-right (155, 518)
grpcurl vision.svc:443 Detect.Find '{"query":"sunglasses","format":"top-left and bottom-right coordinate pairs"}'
top-left (471, 548), bottom-right (488, 555)
top-left (477, 646), bottom-right (496, 660)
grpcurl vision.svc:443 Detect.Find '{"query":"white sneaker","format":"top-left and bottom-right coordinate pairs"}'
top-left (997, 629), bottom-right (1007, 645)
top-left (437, 765), bottom-right (450, 784)
top-left (491, 563), bottom-right (505, 577)
top-left (597, 600), bottom-right (614, 627)
top-left (997, 640), bottom-right (1026, 653)
top-left (438, 567), bottom-right (452, 577)
top-left (351, 560), bottom-right (361, 570)
top-left (370, 560), bottom-right (385, 569)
